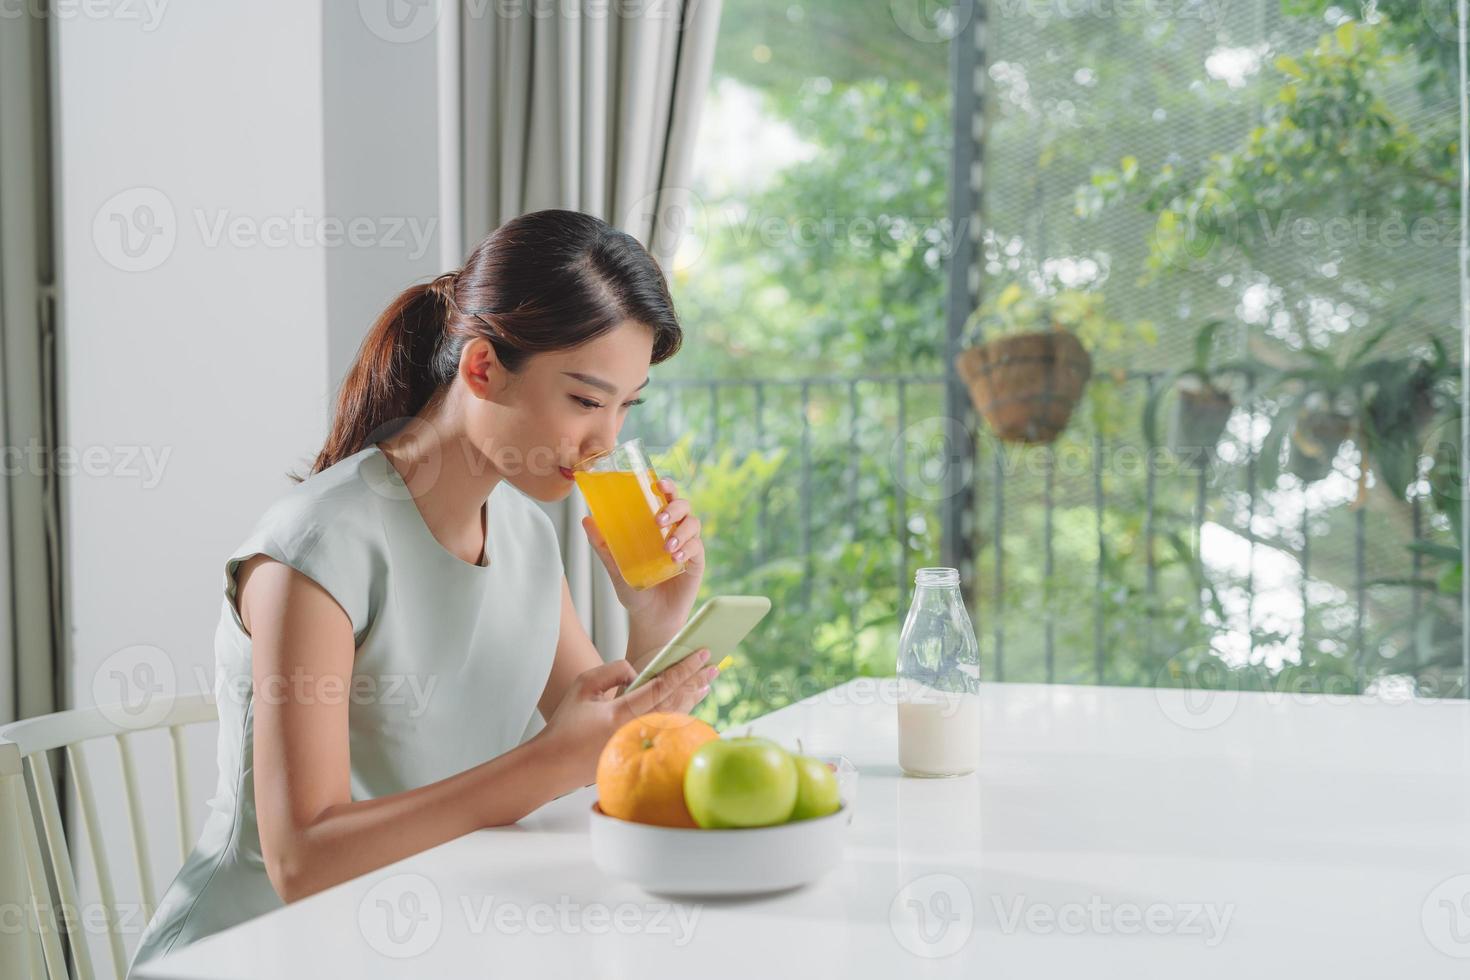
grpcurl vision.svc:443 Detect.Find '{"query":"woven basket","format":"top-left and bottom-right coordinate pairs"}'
top-left (1287, 409), bottom-right (1351, 483)
top-left (1171, 385), bottom-right (1235, 468)
top-left (955, 331), bottom-right (1092, 444)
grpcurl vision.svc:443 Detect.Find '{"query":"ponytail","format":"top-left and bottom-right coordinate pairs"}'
top-left (291, 209), bottom-right (683, 483)
top-left (290, 272), bottom-right (459, 482)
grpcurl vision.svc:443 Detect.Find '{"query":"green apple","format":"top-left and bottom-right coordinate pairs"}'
top-left (788, 754), bottom-right (841, 821)
top-left (683, 737), bottom-right (798, 828)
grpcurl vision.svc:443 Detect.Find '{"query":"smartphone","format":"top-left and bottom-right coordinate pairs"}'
top-left (622, 595), bottom-right (772, 695)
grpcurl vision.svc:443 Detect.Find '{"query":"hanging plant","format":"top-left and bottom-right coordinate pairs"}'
top-left (1360, 338), bottom-right (1448, 496)
top-left (1257, 324), bottom-right (1448, 494)
top-left (956, 283), bottom-right (1151, 445)
top-left (1285, 403), bottom-right (1353, 483)
top-left (1141, 319), bottom-right (1253, 469)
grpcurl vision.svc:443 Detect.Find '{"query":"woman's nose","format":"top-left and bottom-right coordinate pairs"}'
top-left (594, 419), bottom-right (621, 455)
top-left (580, 438), bottom-right (615, 463)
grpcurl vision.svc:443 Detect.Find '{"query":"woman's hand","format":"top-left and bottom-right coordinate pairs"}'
top-left (581, 477), bottom-right (706, 655)
top-left (536, 651), bottom-right (717, 789)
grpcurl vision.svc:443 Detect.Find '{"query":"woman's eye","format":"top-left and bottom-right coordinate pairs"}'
top-left (573, 395), bottom-right (644, 411)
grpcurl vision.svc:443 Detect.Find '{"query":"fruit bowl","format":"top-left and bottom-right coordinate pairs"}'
top-left (589, 800), bottom-right (851, 897)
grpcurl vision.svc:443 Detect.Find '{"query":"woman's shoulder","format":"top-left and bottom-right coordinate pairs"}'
top-left (246, 447), bottom-right (388, 560)
top-left (223, 448), bottom-right (389, 642)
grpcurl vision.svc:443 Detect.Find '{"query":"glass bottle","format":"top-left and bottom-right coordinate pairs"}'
top-left (896, 567), bottom-right (980, 777)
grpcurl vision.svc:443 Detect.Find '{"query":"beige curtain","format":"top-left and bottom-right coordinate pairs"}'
top-left (0, 0), bottom-right (60, 729)
top-left (0, 7), bottom-right (58, 974)
top-left (461, 0), bottom-right (722, 683)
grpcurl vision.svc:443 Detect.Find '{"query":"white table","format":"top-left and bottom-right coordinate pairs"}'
top-left (138, 678), bottom-right (1470, 979)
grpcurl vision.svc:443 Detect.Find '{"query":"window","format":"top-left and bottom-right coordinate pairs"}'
top-left (633, 0), bottom-right (1467, 722)
top-left (628, 0), bottom-right (958, 724)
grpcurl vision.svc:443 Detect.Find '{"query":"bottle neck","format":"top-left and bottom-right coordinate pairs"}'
top-left (912, 584), bottom-right (962, 610)
top-left (914, 567), bottom-right (959, 589)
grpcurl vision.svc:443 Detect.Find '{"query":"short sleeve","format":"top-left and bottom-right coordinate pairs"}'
top-left (222, 513), bottom-right (375, 645)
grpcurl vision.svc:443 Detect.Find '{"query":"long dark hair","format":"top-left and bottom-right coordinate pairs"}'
top-left (293, 209), bottom-right (683, 482)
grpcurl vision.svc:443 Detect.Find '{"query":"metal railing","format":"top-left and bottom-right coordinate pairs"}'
top-left (626, 373), bottom-right (951, 605)
top-left (628, 370), bottom-right (1456, 695)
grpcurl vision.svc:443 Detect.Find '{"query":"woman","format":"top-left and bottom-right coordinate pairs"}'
top-left (127, 210), bottom-right (716, 974)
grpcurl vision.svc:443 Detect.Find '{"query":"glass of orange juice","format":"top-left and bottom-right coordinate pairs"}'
top-left (572, 438), bottom-right (687, 590)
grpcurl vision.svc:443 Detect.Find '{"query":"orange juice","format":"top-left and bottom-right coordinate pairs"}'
top-left (574, 468), bottom-right (686, 590)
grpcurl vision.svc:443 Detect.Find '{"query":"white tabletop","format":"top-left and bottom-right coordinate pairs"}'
top-left (138, 677), bottom-right (1470, 979)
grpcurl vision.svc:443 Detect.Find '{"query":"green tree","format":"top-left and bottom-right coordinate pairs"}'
top-left (646, 0), bottom-right (1463, 722)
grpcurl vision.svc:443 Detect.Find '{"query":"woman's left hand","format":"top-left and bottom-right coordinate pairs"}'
top-left (581, 477), bottom-right (706, 650)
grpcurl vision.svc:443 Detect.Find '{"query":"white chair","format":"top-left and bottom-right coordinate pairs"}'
top-left (0, 694), bottom-right (217, 980)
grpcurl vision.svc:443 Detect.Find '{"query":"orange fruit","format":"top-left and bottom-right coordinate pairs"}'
top-left (596, 712), bottom-right (719, 828)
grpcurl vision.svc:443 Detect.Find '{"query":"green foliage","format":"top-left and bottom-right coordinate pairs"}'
top-left (638, 387), bottom-right (944, 726)
top-left (1080, 17), bottom-right (1454, 278)
top-left (673, 77), bottom-right (952, 377)
top-left (962, 280), bottom-right (1158, 354)
top-left (654, 436), bottom-right (788, 545)
top-left (1141, 319), bottom-right (1254, 450)
top-left (1284, 0), bottom-right (1462, 98)
top-left (653, 0), bottom-right (1462, 716)
top-left (1250, 327), bottom-right (1449, 493)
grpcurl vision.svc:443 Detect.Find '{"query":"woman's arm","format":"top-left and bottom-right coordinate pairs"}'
top-left (537, 574), bottom-right (687, 720)
top-left (237, 555), bottom-right (585, 904)
top-left (536, 577), bottom-right (605, 721)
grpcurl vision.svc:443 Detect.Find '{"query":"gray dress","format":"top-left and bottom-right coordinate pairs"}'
top-left (127, 443), bottom-right (563, 975)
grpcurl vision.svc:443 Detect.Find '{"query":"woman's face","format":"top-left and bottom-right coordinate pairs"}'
top-left (465, 320), bottom-right (656, 502)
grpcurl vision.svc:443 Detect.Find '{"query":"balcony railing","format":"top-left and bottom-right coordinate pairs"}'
top-left (625, 371), bottom-right (1461, 697)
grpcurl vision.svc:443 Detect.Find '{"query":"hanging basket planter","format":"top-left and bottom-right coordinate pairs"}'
top-left (1287, 409), bottom-right (1351, 483)
top-left (1170, 384), bottom-right (1235, 469)
top-left (955, 330), bottom-right (1093, 445)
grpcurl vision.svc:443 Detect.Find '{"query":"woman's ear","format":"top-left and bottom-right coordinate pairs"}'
top-left (459, 337), bottom-right (503, 397)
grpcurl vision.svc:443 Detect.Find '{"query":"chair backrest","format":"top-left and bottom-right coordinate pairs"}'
top-left (0, 693), bottom-right (218, 980)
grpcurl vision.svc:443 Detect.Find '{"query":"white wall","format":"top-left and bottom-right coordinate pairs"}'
top-left (53, 1), bottom-right (454, 967)
top-left (322, 1), bottom-right (458, 383)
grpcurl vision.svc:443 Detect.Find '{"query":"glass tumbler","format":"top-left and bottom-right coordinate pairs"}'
top-left (572, 438), bottom-right (687, 590)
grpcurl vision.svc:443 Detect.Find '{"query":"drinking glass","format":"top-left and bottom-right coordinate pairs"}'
top-left (572, 438), bottom-right (687, 590)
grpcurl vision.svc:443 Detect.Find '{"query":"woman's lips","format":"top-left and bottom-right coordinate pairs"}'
top-left (558, 466), bottom-right (575, 480)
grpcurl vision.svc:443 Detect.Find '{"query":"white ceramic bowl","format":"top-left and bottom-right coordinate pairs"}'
top-left (589, 800), bottom-right (851, 897)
